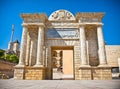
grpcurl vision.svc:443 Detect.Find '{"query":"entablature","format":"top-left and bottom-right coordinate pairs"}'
top-left (76, 13), bottom-right (104, 23)
top-left (46, 22), bottom-right (78, 28)
top-left (21, 13), bottom-right (48, 23)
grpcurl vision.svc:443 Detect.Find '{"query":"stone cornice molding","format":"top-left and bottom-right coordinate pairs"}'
top-left (76, 13), bottom-right (105, 22)
top-left (78, 23), bottom-right (103, 29)
top-left (78, 22), bottom-right (103, 26)
top-left (21, 13), bottom-right (48, 23)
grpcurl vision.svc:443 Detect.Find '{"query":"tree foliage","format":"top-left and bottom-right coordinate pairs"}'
top-left (5, 54), bottom-right (19, 63)
top-left (9, 54), bottom-right (19, 63)
top-left (0, 49), bottom-right (19, 63)
top-left (0, 49), bottom-right (4, 58)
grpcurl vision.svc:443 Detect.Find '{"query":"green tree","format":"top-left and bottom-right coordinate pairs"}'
top-left (6, 54), bottom-right (11, 60)
top-left (9, 54), bottom-right (19, 63)
top-left (0, 49), bottom-right (4, 58)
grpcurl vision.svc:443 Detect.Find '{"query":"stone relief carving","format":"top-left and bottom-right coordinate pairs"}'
top-left (49, 10), bottom-right (75, 20)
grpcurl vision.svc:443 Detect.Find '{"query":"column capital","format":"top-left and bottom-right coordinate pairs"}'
top-left (56, 50), bottom-right (61, 53)
top-left (78, 24), bottom-right (86, 28)
top-left (96, 24), bottom-right (104, 27)
top-left (38, 25), bottom-right (45, 29)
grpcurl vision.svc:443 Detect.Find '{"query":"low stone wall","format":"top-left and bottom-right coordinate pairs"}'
top-left (14, 66), bottom-right (46, 80)
top-left (78, 66), bottom-right (112, 80)
top-left (0, 59), bottom-right (17, 78)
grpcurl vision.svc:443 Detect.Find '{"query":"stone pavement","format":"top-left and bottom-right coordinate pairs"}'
top-left (0, 80), bottom-right (120, 89)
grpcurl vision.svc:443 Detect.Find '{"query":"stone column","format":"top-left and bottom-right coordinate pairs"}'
top-left (25, 32), bottom-right (31, 66)
top-left (97, 25), bottom-right (107, 65)
top-left (79, 26), bottom-right (88, 66)
top-left (34, 26), bottom-right (44, 67)
top-left (18, 26), bottom-right (28, 66)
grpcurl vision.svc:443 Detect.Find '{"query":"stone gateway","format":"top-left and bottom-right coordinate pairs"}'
top-left (14, 10), bottom-right (112, 80)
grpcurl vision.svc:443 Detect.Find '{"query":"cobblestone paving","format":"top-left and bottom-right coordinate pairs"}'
top-left (0, 80), bottom-right (120, 89)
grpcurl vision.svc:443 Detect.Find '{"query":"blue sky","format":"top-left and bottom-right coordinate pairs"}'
top-left (0, 0), bottom-right (120, 49)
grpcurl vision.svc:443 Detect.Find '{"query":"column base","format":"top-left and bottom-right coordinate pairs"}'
top-left (14, 66), bottom-right (46, 80)
top-left (14, 66), bottom-right (25, 80)
top-left (91, 66), bottom-right (112, 80)
top-left (15, 64), bottom-right (25, 67)
top-left (78, 67), bottom-right (91, 80)
top-left (77, 66), bottom-right (112, 80)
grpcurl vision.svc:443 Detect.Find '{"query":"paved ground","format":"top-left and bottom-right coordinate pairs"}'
top-left (0, 80), bottom-right (120, 89)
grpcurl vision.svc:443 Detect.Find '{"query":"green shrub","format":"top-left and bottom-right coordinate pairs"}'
top-left (9, 54), bottom-right (19, 63)
top-left (0, 50), bottom-right (4, 58)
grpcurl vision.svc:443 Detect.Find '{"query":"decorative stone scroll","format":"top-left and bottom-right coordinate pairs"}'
top-left (49, 10), bottom-right (75, 21)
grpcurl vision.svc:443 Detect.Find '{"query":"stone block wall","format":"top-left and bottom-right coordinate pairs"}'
top-left (14, 67), bottom-right (24, 79)
top-left (92, 67), bottom-right (112, 80)
top-left (24, 67), bottom-right (46, 80)
top-left (14, 66), bottom-right (46, 80)
top-left (105, 45), bottom-right (120, 67)
top-left (78, 67), bottom-right (91, 80)
top-left (0, 59), bottom-right (17, 78)
top-left (77, 67), bottom-right (112, 80)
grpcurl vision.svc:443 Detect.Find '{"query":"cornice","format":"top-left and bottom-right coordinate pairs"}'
top-left (21, 13), bottom-right (48, 23)
top-left (76, 12), bottom-right (104, 19)
top-left (76, 12), bottom-right (105, 22)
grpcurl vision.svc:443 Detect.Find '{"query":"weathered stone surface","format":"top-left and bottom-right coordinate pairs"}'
top-left (105, 45), bottom-right (120, 67)
top-left (78, 67), bottom-right (112, 80)
top-left (0, 80), bottom-right (120, 89)
top-left (14, 66), bottom-right (46, 80)
top-left (14, 10), bottom-right (120, 80)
